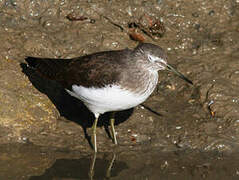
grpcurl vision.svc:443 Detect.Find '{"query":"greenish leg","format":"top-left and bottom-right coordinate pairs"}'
top-left (106, 153), bottom-right (116, 178)
top-left (92, 115), bottom-right (99, 153)
top-left (110, 112), bottom-right (117, 145)
top-left (89, 152), bottom-right (96, 180)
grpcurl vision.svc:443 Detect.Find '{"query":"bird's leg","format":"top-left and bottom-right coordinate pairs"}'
top-left (106, 153), bottom-right (116, 178)
top-left (110, 112), bottom-right (117, 145)
top-left (89, 152), bottom-right (97, 180)
top-left (92, 114), bottom-right (99, 152)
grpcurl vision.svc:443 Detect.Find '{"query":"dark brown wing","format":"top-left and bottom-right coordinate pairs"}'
top-left (25, 57), bottom-right (73, 80)
top-left (25, 49), bottom-right (131, 89)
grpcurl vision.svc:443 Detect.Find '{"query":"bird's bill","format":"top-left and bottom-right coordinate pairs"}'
top-left (166, 64), bottom-right (193, 85)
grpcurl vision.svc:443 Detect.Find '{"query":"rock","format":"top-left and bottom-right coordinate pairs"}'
top-left (0, 59), bottom-right (58, 143)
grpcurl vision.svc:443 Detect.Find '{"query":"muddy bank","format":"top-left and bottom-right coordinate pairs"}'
top-left (1, 0), bottom-right (239, 179)
top-left (0, 0), bottom-right (239, 156)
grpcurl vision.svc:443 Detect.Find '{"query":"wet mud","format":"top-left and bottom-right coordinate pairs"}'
top-left (0, 0), bottom-right (239, 179)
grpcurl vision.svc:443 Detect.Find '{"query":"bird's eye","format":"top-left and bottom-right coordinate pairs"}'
top-left (147, 54), bottom-right (165, 64)
top-left (147, 54), bottom-right (157, 63)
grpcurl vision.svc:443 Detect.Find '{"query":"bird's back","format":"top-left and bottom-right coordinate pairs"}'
top-left (25, 49), bottom-right (132, 89)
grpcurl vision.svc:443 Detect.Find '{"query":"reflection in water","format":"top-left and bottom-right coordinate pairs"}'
top-left (30, 152), bottom-right (126, 180)
top-left (89, 153), bottom-right (117, 180)
top-left (2, 144), bottom-right (239, 180)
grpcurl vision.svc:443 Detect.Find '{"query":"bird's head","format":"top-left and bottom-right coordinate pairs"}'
top-left (134, 43), bottom-right (193, 85)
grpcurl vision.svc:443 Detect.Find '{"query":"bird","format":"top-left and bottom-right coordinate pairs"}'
top-left (25, 43), bottom-right (193, 152)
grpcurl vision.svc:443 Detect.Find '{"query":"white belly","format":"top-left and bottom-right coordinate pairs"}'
top-left (66, 84), bottom-right (154, 116)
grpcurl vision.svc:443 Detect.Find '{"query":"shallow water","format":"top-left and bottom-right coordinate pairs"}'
top-left (1, 144), bottom-right (239, 180)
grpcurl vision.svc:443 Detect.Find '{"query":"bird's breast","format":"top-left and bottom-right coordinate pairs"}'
top-left (138, 70), bottom-right (158, 98)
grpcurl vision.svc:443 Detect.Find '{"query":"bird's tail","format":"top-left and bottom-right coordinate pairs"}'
top-left (25, 57), bottom-right (72, 80)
